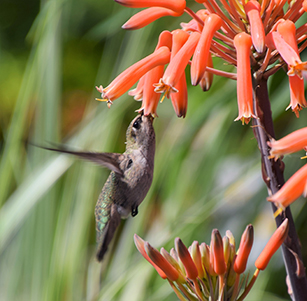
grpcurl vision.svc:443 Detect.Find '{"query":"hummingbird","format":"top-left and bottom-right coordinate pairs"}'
top-left (42, 114), bottom-right (155, 261)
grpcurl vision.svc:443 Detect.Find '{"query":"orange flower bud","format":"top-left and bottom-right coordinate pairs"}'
top-left (175, 237), bottom-right (199, 279)
top-left (244, 0), bottom-right (265, 53)
top-left (267, 163), bottom-right (307, 209)
top-left (190, 14), bottom-right (223, 85)
top-left (255, 219), bottom-right (289, 270)
top-left (122, 7), bottom-right (182, 30)
top-left (134, 234), bottom-right (167, 279)
top-left (233, 224), bottom-right (254, 274)
top-left (115, 0), bottom-right (186, 14)
top-left (233, 32), bottom-right (256, 124)
top-left (145, 242), bottom-right (179, 281)
top-left (211, 229), bottom-right (227, 275)
top-left (268, 127), bottom-right (307, 159)
top-left (190, 241), bottom-right (204, 279)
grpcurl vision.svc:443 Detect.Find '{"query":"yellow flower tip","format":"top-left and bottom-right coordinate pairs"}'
top-left (154, 78), bottom-right (178, 99)
top-left (255, 219), bottom-right (289, 270)
top-left (274, 207), bottom-right (284, 218)
top-left (301, 155), bottom-right (307, 159)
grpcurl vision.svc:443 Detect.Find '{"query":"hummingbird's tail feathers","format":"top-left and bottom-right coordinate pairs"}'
top-left (96, 204), bottom-right (121, 262)
top-left (39, 145), bottom-right (124, 175)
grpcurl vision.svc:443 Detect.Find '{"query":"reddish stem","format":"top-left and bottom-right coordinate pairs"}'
top-left (252, 75), bottom-right (307, 300)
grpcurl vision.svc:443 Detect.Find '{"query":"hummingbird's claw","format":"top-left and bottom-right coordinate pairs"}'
top-left (131, 206), bottom-right (138, 217)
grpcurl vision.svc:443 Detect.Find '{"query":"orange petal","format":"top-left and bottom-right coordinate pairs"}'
top-left (267, 163), bottom-right (307, 208)
top-left (255, 219), bottom-right (289, 270)
top-left (115, 0), bottom-right (186, 14)
top-left (134, 234), bottom-right (167, 278)
top-left (211, 229), bottom-right (227, 275)
top-left (175, 237), bottom-right (199, 279)
top-left (97, 46), bottom-right (170, 104)
top-left (122, 7), bottom-right (182, 30)
top-left (233, 32), bottom-right (256, 124)
top-left (190, 14), bottom-right (223, 85)
top-left (244, 0), bottom-right (265, 53)
top-left (233, 224), bottom-right (254, 274)
top-left (268, 127), bottom-right (307, 158)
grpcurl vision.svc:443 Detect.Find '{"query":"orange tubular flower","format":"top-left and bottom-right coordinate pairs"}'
top-left (199, 53), bottom-right (214, 91)
top-left (266, 31), bottom-right (307, 78)
top-left (255, 219), bottom-right (289, 270)
top-left (233, 224), bottom-right (254, 274)
top-left (122, 7), bottom-right (182, 30)
top-left (277, 20), bottom-right (307, 117)
top-left (233, 32), bottom-right (256, 124)
top-left (244, 1), bottom-right (265, 53)
top-left (267, 163), bottom-right (307, 209)
top-left (168, 29), bottom-right (190, 117)
top-left (268, 127), bottom-right (307, 159)
top-left (96, 46), bottom-right (170, 107)
top-left (190, 14), bottom-right (223, 85)
top-left (190, 241), bottom-right (205, 279)
top-left (211, 229), bottom-right (227, 275)
top-left (137, 30), bottom-right (172, 116)
top-left (145, 242), bottom-right (179, 281)
top-left (154, 31), bottom-right (200, 98)
top-left (134, 234), bottom-right (167, 279)
top-left (114, 0), bottom-right (186, 14)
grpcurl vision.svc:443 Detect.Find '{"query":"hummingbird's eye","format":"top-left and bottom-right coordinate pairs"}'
top-left (133, 117), bottom-right (142, 129)
top-left (127, 159), bottom-right (133, 169)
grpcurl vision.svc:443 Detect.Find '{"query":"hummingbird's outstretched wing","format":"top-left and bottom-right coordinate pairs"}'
top-left (96, 203), bottom-right (121, 261)
top-left (40, 146), bottom-right (124, 175)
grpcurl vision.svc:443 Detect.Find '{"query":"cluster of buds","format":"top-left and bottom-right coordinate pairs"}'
top-left (96, 0), bottom-right (307, 121)
top-left (267, 127), bottom-right (307, 215)
top-left (134, 219), bottom-right (289, 301)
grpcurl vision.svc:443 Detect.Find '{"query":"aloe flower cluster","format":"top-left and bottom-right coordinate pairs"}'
top-left (134, 219), bottom-right (289, 301)
top-left (96, 0), bottom-right (307, 121)
top-left (95, 0), bottom-right (307, 298)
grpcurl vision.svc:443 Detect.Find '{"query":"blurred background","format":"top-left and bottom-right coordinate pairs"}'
top-left (0, 0), bottom-right (307, 300)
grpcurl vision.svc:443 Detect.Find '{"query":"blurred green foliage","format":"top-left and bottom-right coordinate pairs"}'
top-left (0, 0), bottom-right (306, 300)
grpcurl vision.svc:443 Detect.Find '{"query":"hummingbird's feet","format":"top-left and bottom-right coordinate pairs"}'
top-left (131, 206), bottom-right (138, 217)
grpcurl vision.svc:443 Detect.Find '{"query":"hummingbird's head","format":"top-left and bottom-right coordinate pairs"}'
top-left (125, 114), bottom-right (155, 150)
